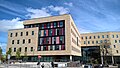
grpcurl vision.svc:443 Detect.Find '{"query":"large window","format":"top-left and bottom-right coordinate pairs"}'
top-left (38, 20), bottom-right (65, 51)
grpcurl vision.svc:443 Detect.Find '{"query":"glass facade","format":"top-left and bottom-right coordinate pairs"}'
top-left (37, 20), bottom-right (65, 51)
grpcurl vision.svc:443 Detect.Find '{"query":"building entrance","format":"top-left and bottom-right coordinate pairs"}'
top-left (81, 46), bottom-right (101, 64)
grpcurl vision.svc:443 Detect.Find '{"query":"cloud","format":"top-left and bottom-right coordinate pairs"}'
top-left (79, 28), bottom-right (92, 33)
top-left (26, 7), bottom-right (51, 18)
top-left (0, 0), bottom-right (26, 18)
top-left (64, 2), bottom-right (73, 7)
top-left (0, 17), bottom-right (24, 32)
top-left (26, 5), bottom-right (70, 18)
top-left (0, 42), bottom-right (7, 54)
top-left (48, 5), bottom-right (69, 15)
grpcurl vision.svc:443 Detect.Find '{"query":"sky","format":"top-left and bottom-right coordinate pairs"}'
top-left (0, 0), bottom-right (120, 54)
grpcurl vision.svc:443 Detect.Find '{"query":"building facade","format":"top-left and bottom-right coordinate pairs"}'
top-left (7, 14), bottom-right (81, 62)
top-left (7, 14), bottom-right (120, 64)
top-left (81, 32), bottom-right (120, 64)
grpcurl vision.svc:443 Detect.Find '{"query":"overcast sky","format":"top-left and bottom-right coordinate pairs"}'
top-left (0, 0), bottom-right (120, 54)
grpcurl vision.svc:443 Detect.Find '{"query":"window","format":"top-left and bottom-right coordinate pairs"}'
top-left (92, 41), bottom-right (94, 44)
top-left (100, 40), bottom-right (103, 43)
top-left (112, 35), bottom-right (114, 38)
top-left (43, 46), bottom-right (46, 51)
top-left (17, 40), bottom-right (19, 44)
top-left (116, 35), bottom-right (119, 38)
top-left (21, 32), bottom-right (23, 36)
top-left (28, 39), bottom-right (31, 43)
top-left (50, 46), bottom-right (53, 50)
top-left (19, 47), bottom-right (21, 52)
top-left (61, 45), bottom-right (65, 50)
top-left (116, 50), bottom-right (119, 53)
top-left (15, 33), bottom-right (18, 37)
top-left (88, 41), bottom-right (90, 44)
top-left (25, 47), bottom-right (27, 52)
top-left (38, 46), bottom-right (41, 51)
top-left (115, 40), bottom-right (117, 43)
top-left (26, 31), bottom-right (28, 36)
top-left (98, 36), bottom-right (100, 38)
top-left (10, 33), bottom-right (12, 37)
top-left (47, 23), bottom-right (50, 28)
top-left (84, 41), bottom-right (86, 44)
top-left (85, 36), bottom-right (87, 39)
top-left (54, 22), bottom-right (56, 28)
top-left (94, 36), bottom-right (96, 39)
top-left (102, 35), bottom-right (104, 38)
top-left (60, 21), bottom-right (63, 27)
top-left (89, 36), bottom-right (91, 39)
top-left (14, 48), bottom-right (16, 52)
top-left (81, 37), bottom-right (83, 40)
top-left (12, 40), bottom-right (14, 44)
top-left (119, 40), bottom-right (120, 43)
top-left (60, 36), bottom-right (64, 44)
top-left (114, 45), bottom-right (116, 48)
top-left (31, 47), bottom-right (33, 52)
top-left (23, 39), bottom-right (25, 44)
top-left (49, 29), bottom-right (52, 36)
top-left (77, 37), bottom-right (78, 46)
top-left (106, 35), bottom-right (109, 38)
top-left (55, 45), bottom-right (59, 50)
top-left (96, 41), bottom-right (98, 44)
top-left (32, 31), bottom-right (34, 35)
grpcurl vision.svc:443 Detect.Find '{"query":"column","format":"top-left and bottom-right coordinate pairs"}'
top-left (70, 55), bottom-right (72, 61)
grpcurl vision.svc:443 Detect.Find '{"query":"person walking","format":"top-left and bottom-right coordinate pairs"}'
top-left (51, 61), bottom-right (54, 68)
top-left (41, 63), bottom-right (44, 68)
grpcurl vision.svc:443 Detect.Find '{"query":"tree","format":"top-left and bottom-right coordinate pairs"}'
top-left (6, 48), bottom-right (12, 56)
top-left (0, 47), bottom-right (2, 63)
top-left (16, 48), bottom-right (21, 61)
top-left (100, 39), bottom-right (112, 65)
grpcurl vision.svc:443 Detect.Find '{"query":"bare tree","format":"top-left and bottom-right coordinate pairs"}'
top-left (100, 39), bottom-right (112, 65)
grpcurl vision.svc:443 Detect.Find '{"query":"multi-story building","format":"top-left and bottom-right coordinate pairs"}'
top-left (7, 14), bottom-right (120, 64)
top-left (7, 14), bottom-right (81, 62)
top-left (81, 32), bottom-right (120, 64)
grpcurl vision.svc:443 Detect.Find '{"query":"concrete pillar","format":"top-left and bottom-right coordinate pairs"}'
top-left (112, 56), bottom-right (114, 64)
top-left (70, 55), bottom-right (72, 61)
top-left (101, 56), bottom-right (103, 64)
